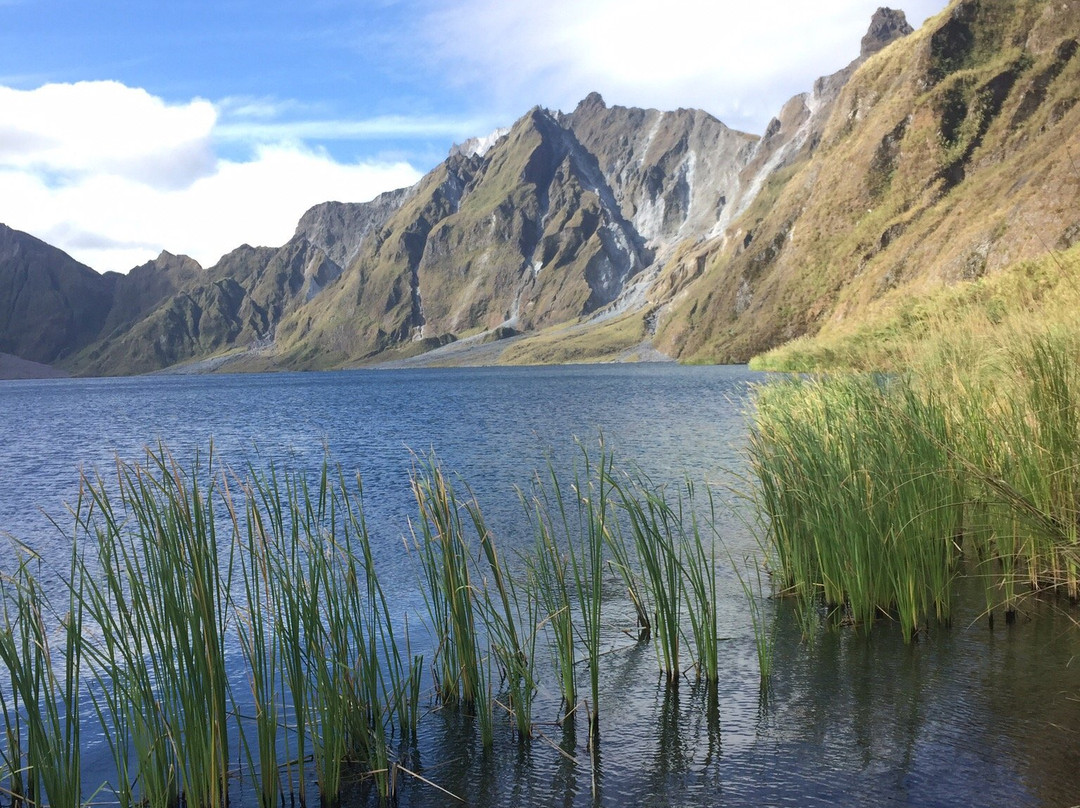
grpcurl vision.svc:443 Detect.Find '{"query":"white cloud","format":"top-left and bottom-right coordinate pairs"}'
top-left (0, 81), bottom-right (217, 189)
top-left (0, 81), bottom-right (424, 272)
top-left (421, 0), bottom-right (951, 132)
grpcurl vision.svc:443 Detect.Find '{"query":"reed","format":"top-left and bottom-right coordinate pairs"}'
top-left (411, 458), bottom-right (492, 746)
top-left (335, 468), bottom-right (422, 792)
top-left (76, 468), bottom-right (179, 808)
top-left (303, 470), bottom-right (351, 804)
top-left (469, 498), bottom-right (536, 740)
top-left (0, 546), bottom-right (83, 808)
top-left (732, 553), bottom-right (774, 690)
top-left (523, 492), bottom-right (578, 719)
top-left (607, 470), bottom-right (684, 686)
top-left (565, 444), bottom-right (611, 739)
top-left (679, 482), bottom-right (720, 686)
top-left (227, 473), bottom-right (281, 808)
top-left (248, 463), bottom-right (312, 805)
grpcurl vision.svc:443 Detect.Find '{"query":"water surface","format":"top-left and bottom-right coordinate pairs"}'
top-left (0, 364), bottom-right (1077, 807)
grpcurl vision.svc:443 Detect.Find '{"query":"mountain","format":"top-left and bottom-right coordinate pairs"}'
top-left (2, 1), bottom-right (1077, 376)
top-left (653, 0), bottom-right (1080, 361)
top-left (0, 224), bottom-right (117, 364)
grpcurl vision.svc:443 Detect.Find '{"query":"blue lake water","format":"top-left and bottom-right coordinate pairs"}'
top-left (0, 363), bottom-right (1078, 807)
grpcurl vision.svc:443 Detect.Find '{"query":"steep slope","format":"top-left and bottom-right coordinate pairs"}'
top-left (57, 184), bottom-right (411, 374)
top-left (0, 224), bottom-right (117, 363)
top-left (71, 238), bottom-right (341, 375)
top-left (275, 106), bottom-right (658, 365)
top-left (562, 93), bottom-right (758, 243)
top-left (99, 251), bottom-right (204, 338)
top-left (655, 0), bottom-right (1080, 362)
top-left (0, 352), bottom-right (69, 380)
top-left (293, 188), bottom-right (411, 270)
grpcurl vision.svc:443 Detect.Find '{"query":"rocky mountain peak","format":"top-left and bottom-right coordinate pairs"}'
top-left (575, 92), bottom-right (607, 115)
top-left (861, 8), bottom-right (914, 58)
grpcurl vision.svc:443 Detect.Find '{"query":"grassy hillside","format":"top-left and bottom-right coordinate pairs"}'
top-left (752, 243), bottom-right (1080, 372)
top-left (656, 0), bottom-right (1080, 364)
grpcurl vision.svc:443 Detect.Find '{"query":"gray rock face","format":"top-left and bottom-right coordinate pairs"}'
top-left (718, 6), bottom-right (916, 234)
top-left (294, 188), bottom-right (411, 270)
top-left (561, 94), bottom-right (758, 245)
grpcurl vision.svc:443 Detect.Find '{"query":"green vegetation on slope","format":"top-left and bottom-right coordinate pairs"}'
top-left (499, 309), bottom-right (649, 365)
top-left (751, 244), bottom-right (1080, 372)
top-left (657, 0), bottom-right (1080, 364)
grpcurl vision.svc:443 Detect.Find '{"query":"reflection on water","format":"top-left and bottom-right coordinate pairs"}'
top-left (0, 364), bottom-right (1078, 806)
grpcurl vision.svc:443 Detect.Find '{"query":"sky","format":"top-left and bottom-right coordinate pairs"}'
top-left (0, 0), bottom-right (951, 273)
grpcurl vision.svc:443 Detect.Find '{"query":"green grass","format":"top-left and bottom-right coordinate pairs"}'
top-left (749, 323), bottom-right (1080, 640)
top-left (0, 548), bottom-right (84, 808)
top-left (499, 311), bottom-right (648, 366)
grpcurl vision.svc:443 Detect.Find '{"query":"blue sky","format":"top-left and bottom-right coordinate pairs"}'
top-left (0, 0), bottom-right (950, 272)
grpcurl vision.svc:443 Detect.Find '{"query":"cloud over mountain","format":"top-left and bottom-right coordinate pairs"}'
top-left (0, 81), bottom-right (423, 272)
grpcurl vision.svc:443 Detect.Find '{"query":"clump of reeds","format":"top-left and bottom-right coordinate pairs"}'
top-left (607, 470), bottom-right (684, 686)
top-left (241, 460), bottom-right (417, 804)
top-left (561, 444), bottom-right (611, 739)
top-left (411, 457), bottom-right (493, 746)
top-left (750, 374), bottom-right (963, 640)
top-left (72, 447), bottom-right (427, 807)
top-left (0, 437), bottom-right (741, 806)
top-left (523, 490), bottom-right (578, 719)
top-left (750, 326), bottom-right (1080, 640)
top-left (680, 482), bottom-right (721, 687)
top-left (471, 499), bottom-right (536, 740)
top-left (78, 446), bottom-right (233, 808)
top-left (605, 471), bottom-right (723, 689)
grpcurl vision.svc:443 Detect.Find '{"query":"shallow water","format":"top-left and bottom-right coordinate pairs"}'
top-left (1, 364), bottom-right (1078, 807)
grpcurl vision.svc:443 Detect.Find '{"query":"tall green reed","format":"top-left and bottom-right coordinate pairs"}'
top-left (75, 447), bottom-right (233, 808)
top-left (565, 445), bottom-right (610, 739)
top-left (523, 494), bottom-right (578, 720)
top-left (679, 482), bottom-right (721, 687)
top-left (411, 458), bottom-right (492, 745)
top-left (607, 471), bottom-right (684, 686)
top-left (0, 545), bottom-right (83, 808)
top-left (469, 499), bottom-right (536, 740)
top-left (732, 554), bottom-right (774, 690)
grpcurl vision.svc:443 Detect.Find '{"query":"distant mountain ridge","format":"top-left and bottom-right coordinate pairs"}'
top-left (2, 2), bottom-right (1077, 376)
